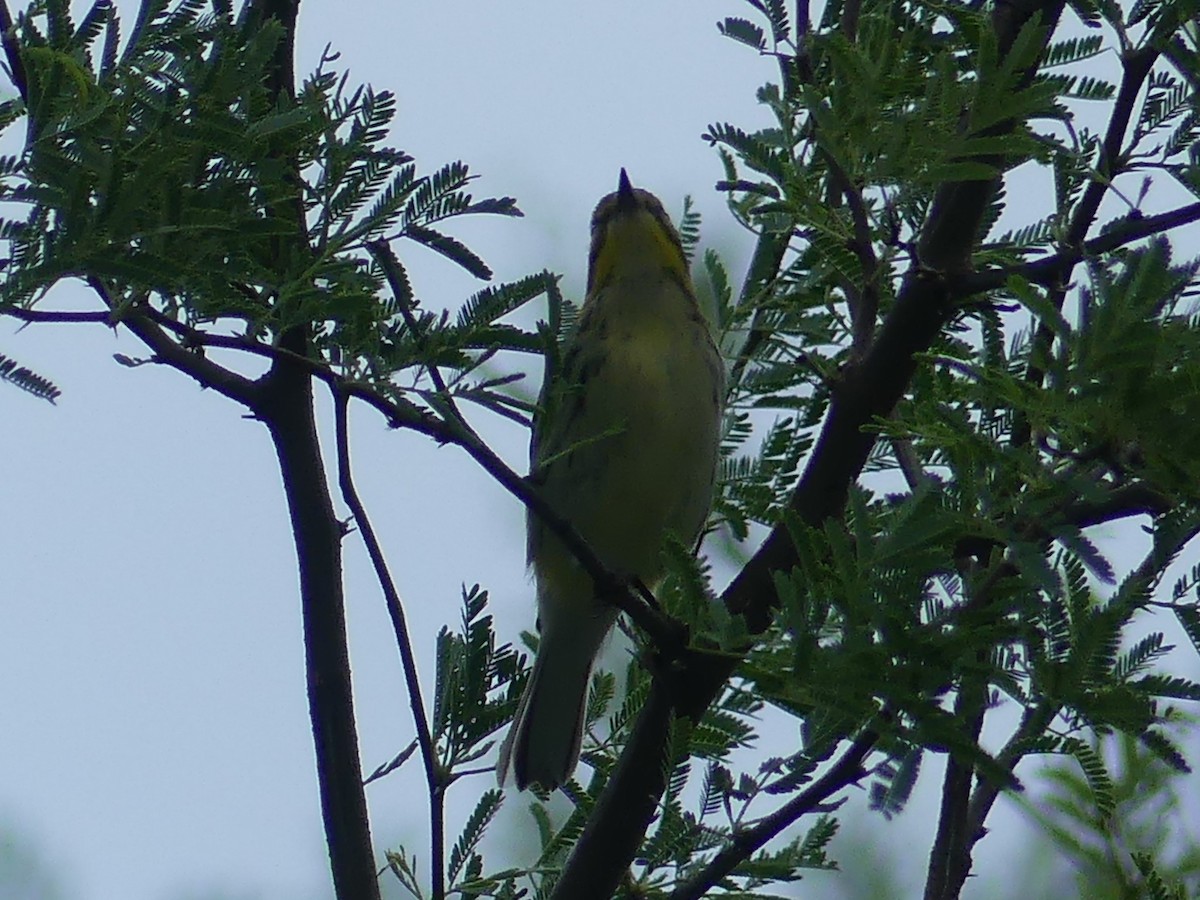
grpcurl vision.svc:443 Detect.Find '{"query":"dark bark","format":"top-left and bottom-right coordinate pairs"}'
top-left (262, 366), bottom-right (380, 900)
top-left (250, 2), bottom-right (380, 896)
top-left (923, 684), bottom-right (988, 900)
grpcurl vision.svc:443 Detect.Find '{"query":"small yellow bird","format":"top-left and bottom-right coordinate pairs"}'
top-left (498, 170), bottom-right (725, 791)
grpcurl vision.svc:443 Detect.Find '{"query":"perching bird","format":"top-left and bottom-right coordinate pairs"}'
top-left (497, 170), bottom-right (724, 791)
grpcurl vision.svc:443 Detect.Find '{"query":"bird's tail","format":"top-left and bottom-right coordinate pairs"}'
top-left (498, 611), bottom-right (614, 791)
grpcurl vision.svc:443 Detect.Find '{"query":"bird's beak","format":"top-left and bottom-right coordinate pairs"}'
top-left (616, 168), bottom-right (637, 211)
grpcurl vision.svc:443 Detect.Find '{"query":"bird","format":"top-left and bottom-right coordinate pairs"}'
top-left (497, 169), bottom-right (725, 791)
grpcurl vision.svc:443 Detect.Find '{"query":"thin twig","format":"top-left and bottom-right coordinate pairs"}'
top-left (4, 307), bottom-right (115, 324)
top-left (332, 388), bottom-right (443, 900)
top-left (82, 278), bottom-right (263, 408)
top-left (815, 146), bottom-right (880, 355)
top-left (668, 729), bottom-right (877, 900)
top-left (1010, 45), bottom-right (1159, 447)
top-left (959, 200), bottom-right (1200, 295)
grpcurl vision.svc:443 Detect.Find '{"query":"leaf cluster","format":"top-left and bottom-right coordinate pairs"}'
top-left (0, 0), bottom-right (551, 419)
top-left (1022, 729), bottom-right (1200, 898)
top-left (383, 587), bottom-right (525, 899)
top-left (681, 0), bottom-right (1200, 894)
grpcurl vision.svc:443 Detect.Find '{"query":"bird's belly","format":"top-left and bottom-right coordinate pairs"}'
top-left (544, 330), bottom-right (720, 583)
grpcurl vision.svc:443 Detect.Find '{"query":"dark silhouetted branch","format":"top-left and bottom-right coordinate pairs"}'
top-left (332, 388), bottom-right (443, 899)
top-left (669, 730), bottom-right (877, 900)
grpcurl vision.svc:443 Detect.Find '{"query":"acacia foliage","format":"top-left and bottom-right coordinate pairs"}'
top-left (3, 0), bottom-right (1200, 899)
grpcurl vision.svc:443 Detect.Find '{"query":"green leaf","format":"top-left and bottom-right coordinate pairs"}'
top-left (0, 351), bottom-right (62, 403)
top-left (1063, 738), bottom-right (1115, 821)
top-left (869, 745), bottom-right (922, 819)
top-left (448, 789), bottom-right (503, 886)
top-left (455, 271), bottom-right (553, 329)
top-left (404, 224), bottom-right (493, 280)
top-left (1130, 674), bottom-right (1200, 702)
top-left (745, 0), bottom-right (789, 42)
top-left (719, 16), bottom-right (766, 51)
top-left (1139, 728), bottom-right (1192, 773)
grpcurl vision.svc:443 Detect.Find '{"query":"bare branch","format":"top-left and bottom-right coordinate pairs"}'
top-left (332, 388), bottom-right (443, 900)
top-left (4, 283), bottom-right (266, 409)
top-left (4, 307), bottom-right (115, 325)
top-left (923, 675), bottom-right (988, 900)
top-left (944, 703), bottom-right (1057, 900)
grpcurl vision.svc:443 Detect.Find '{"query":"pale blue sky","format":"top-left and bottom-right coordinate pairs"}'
top-left (2, 2), bottom-right (1197, 899)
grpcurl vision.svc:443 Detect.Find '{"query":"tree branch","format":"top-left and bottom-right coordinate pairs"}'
top-left (332, 388), bottom-right (443, 900)
top-left (818, 145), bottom-right (880, 355)
top-left (3, 307), bottom-right (113, 324)
top-left (1011, 44), bottom-right (1159, 446)
top-left (1070, 47), bottom-right (1159, 248)
top-left (1063, 482), bottom-right (1171, 529)
top-left (668, 729), bottom-right (877, 900)
top-left (961, 200), bottom-right (1200, 294)
top-left (923, 672), bottom-right (988, 900)
top-left (947, 702), bottom-right (1057, 899)
top-left (3, 289), bottom-right (265, 409)
top-left (264, 374), bottom-right (378, 900)
top-left (240, 1), bottom-right (380, 896)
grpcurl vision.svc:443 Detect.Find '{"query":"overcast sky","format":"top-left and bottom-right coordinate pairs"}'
top-left (2, 2), bottom-right (1198, 899)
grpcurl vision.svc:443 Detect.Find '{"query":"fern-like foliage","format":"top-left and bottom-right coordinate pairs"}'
top-left (1025, 731), bottom-right (1200, 898)
top-left (0, 351), bottom-right (61, 402)
top-left (407, 0), bottom-right (1200, 878)
top-left (0, 0), bottom-right (549, 422)
top-left (598, 0), bottom-right (1200, 895)
top-left (6, 0), bottom-right (1200, 897)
